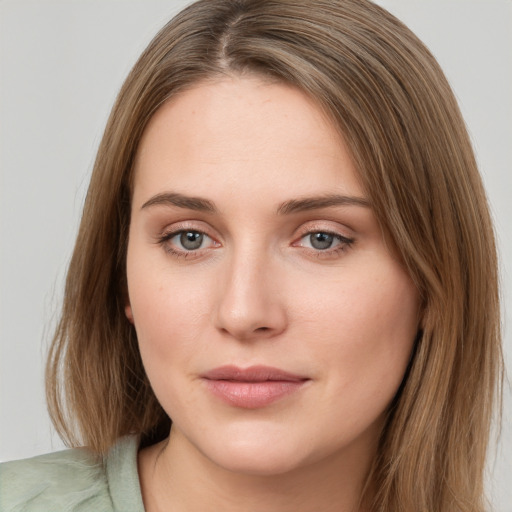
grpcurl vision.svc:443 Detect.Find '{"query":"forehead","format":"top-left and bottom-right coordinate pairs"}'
top-left (132, 77), bottom-right (364, 207)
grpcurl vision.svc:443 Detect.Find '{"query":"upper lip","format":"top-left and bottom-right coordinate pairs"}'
top-left (202, 365), bottom-right (308, 382)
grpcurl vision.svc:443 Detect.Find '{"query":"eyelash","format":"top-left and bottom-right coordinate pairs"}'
top-left (157, 229), bottom-right (218, 259)
top-left (157, 228), bottom-right (355, 260)
top-left (294, 231), bottom-right (354, 259)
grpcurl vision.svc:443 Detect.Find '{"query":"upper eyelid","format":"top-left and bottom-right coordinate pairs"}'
top-left (293, 220), bottom-right (354, 238)
top-left (160, 228), bottom-right (217, 245)
top-left (159, 221), bottom-right (217, 238)
top-left (156, 219), bottom-right (355, 242)
top-left (297, 227), bottom-right (350, 237)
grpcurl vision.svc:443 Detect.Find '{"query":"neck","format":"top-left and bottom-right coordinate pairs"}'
top-left (138, 426), bottom-right (376, 512)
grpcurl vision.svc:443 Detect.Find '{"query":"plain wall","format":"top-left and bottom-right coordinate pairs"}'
top-left (1, 1), bottom-right (511, 510)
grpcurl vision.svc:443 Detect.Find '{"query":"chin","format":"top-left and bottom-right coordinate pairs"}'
top-left (190, 423), bottom-right (314, 477)
top-left (182, 412), bottom-right (385, 480)
top-left (210, 443), bottom-right (309, 477)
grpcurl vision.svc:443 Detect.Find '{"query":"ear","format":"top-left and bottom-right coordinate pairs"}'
top-left (125, 303), bottom-right (134, 324)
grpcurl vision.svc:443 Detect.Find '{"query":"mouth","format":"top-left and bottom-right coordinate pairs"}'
top-left (201, 365), bottom-right (310, 409)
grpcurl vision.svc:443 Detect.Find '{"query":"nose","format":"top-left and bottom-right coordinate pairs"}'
top-left (213, 249), bottom-right (288, 341)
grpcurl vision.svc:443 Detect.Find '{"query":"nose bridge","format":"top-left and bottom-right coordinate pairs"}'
top-left (214, 239), bottom-right (286, 340)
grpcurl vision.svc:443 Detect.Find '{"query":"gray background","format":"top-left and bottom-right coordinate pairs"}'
top-left (1, 0), bottom-right (511, 509)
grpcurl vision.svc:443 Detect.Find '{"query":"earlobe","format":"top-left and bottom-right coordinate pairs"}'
top-left (125, 304), bottom-right (134, 324)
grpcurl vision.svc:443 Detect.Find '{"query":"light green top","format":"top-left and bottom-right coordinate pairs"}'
top-left (0, 436), bottom-right (145, 512)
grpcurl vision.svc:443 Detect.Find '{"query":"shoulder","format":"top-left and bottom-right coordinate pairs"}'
top-left (0, 436), bottom-right (144, 512)
top-left (0, 444), bottom-right (111, 511)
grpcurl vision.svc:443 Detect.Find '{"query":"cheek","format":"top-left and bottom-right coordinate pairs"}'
top-left (128, 275), bottom-right (212, 419)
top-left (130, 278), bottom-right (209, 356)
top-left (300, 257), bottom-right (418, 349)
top-left (125, 241), bottom-right (214, 380)
top-left (294, 260), bottom-right (419, 413)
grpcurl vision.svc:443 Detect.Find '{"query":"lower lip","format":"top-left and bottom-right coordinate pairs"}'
top-left (204, 380), bottom-right (307, 409)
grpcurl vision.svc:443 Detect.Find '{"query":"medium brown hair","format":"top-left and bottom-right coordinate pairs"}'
top-left (46, 1), bottom-right (502, 510)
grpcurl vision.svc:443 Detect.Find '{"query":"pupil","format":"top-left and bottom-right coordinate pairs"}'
top-left (180, 231), bottom-right (203, 250)
top-left (310, 232), bottom-right (333, 250)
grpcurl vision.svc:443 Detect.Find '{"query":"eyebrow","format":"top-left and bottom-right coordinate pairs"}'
top-left (276, 194), bottom-right (371, 215)
top-left (140, 192), bottom-right (370, 214)
top-left (141, 192), bottom-right (217, 212)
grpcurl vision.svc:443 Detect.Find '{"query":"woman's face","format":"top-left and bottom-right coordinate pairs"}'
top-left (126, 77), bottom-right (420, 476)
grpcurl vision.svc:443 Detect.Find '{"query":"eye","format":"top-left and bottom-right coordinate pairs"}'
top-left (307, 232), bottom-right (339, 250)
top-left (294, 230), bottom-right (354, 256)
top-left (175, 231), bottom-right (207, 251)
top-left (159, 229), bottom-right (219, 255)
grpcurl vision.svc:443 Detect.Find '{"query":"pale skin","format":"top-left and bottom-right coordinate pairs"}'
top-left (126, 76), bottom-right (420, 512)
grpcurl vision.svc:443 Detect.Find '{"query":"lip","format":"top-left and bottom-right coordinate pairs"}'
top-left (201, 365), bottom-right (309, 409)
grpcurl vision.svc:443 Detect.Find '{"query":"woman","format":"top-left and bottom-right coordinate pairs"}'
top-left (0, 0), bottom-right (502, 511)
